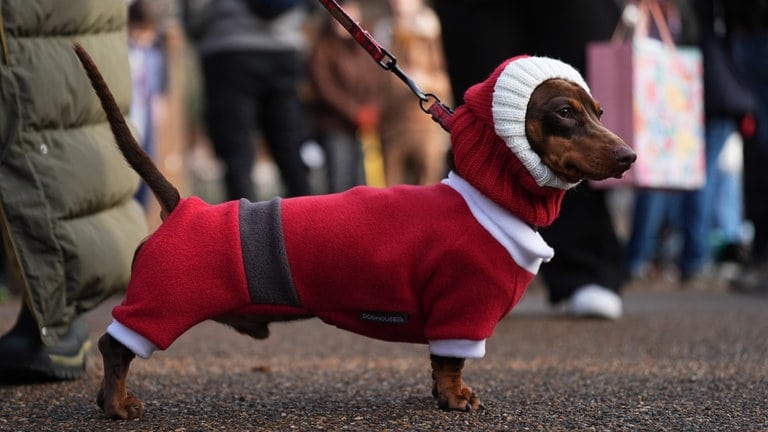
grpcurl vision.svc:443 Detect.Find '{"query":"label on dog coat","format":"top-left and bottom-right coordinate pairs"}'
top-left (360, 311), bottom-right (408, 324)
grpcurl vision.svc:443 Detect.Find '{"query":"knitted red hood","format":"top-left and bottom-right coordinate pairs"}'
top-left (446, 55), bottom-right (588, 228)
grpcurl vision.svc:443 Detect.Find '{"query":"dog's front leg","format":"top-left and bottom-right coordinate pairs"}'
top-left (430, 355), bottom-right (482, 411)
top-left (96, 333), bottom-right (144, 420)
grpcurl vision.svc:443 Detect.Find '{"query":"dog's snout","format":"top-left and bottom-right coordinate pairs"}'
top-left (615, 146), bottom-right (637, 165)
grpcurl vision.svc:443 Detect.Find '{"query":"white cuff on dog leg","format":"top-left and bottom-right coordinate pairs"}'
top-left (107, 320), bottom-right (159, 359)
top-left (429, 339), bottom-right (486, 359)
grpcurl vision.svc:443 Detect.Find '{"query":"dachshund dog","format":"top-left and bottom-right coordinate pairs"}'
top-left (73, 43), bottom-right (634, 420)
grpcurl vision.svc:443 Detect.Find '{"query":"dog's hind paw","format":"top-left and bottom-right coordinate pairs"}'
top-left (97, 333), bottom-right (144, 420)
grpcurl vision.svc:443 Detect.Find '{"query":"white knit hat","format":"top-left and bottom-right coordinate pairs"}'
top-left (491, 56), bottom-right (591, 190)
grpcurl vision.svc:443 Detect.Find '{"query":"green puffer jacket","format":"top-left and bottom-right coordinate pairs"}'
top-left (0, 0), bottom-right (147, 345)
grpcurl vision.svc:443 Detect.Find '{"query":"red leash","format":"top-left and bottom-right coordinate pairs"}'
top-left (315, 0), bottom-right (454, 132)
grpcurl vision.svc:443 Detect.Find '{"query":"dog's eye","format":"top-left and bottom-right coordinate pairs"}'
top-left (557, 107), bottom-right (573, 119)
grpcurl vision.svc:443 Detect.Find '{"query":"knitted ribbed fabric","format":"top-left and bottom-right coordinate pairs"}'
top-left (447, 55), bottom-right (589, 228)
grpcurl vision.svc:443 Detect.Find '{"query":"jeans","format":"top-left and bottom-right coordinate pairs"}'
top-left (708, 123), bottom-right (743, 244)
top-left (626, 117), bottom-right (737, 278)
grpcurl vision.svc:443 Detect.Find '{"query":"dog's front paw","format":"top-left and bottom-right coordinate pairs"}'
top-left (433, 381), bottom-right (483, 412)
top-left (98, 386), bottom-right (145, 420)
top-left (430, 355), bottom-right (483, 412)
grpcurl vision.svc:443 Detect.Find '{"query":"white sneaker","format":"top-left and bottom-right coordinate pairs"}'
top-left (569, 284), bottom-right (623, 320)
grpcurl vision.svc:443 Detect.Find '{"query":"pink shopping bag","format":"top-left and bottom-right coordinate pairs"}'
top-left (587, 1), bottom-right (705, 190)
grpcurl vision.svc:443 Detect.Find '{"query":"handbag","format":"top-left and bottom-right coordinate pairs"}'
top-left (587, 0), bottom-right (705, 190)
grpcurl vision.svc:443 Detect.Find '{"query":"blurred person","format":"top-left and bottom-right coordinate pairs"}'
top-left (182, 0), bottom-right (312, 201)
top-left (727, 0), bottom-right (768, 294)
top-left (627, 0), bottom-right (756, 285)
top-left (374, 0), bottom-right (452, 186)
top-left (708, 133), bottom-right (749, 271)
top-left (306, 0), bottom-right (384, 193)
top-left (435, 0), bottom-right (626, 319)
top-left (128, 0), bottom-right (167, 207)
top-left (0, 0), bottom-right (148, 381)
top-left (682, 0), bottom-right (753, 278)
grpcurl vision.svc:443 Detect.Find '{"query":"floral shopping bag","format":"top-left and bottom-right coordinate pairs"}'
top-left (587, 1), bottom-right (705, 190)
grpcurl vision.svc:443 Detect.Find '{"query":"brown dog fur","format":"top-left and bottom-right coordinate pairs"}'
top-left (525, 79), bottom-right (636, 183)
top-left (73, 43), bottom-right (634, 420)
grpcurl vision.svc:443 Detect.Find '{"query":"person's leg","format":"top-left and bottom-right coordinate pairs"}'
top-left (259, 51), bottom-right (311, 198)
top-left (0, 240), bottom-right (90, 382)
top-left (321, 131), bottom-right (365, 193)
top-left (714, 167), bottom-right (745, 245)
top-left (678, 190), bottom-right (707, 280)
top-left (202, 52), bottom-right (258, 201)
top-left (710, 126), bottom-right (744, 244)
top-left (711, 147), bottom-right (749, 278)
top-left (539, 184), bottom-right (627, 303)
top-left (679, 118), bottom-right (735, 279)
top-left (625, 190), bottom-right (670, 278)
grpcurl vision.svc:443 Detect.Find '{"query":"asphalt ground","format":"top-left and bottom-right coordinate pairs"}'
top-left (1, 280), bottom-right (766, 431)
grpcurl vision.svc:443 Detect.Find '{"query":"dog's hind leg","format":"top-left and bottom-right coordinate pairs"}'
top-left (430, 355), bottom-right (483, 412)
top-left (96, 334), bottom-right (144, 420)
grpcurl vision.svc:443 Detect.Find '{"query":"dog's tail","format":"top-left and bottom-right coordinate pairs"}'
top-left (73, 42), bottom-right (180, 218)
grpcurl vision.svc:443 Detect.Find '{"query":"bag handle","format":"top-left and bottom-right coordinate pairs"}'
top-left (640, 0), bottom-right (676, 46)
top-left (612, 0), bottom-right (676, 47)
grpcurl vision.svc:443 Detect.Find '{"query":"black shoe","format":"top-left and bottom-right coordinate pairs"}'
top-left (0, 304), bottom-right (91, 383)
top-left (718, 242), bottom-right (751, 265)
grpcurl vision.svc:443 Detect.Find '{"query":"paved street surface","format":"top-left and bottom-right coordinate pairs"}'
top-left (1, 282), bottom-right (766, 431)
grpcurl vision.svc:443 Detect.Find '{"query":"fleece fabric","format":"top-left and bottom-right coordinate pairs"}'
top-left (109, 174), bottom-right (554, 359)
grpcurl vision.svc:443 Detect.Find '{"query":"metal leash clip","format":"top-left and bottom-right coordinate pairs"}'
top-left (315, 0), bottom-right (454, 132)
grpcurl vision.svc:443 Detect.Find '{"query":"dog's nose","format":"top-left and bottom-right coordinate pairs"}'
top-left (615, 146), bottom-right (637, 165)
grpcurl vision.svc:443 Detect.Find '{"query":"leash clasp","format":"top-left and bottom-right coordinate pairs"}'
top-left (316, 0), bottom-right (454, 132)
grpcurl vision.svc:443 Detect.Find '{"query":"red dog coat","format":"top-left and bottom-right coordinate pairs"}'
top-left (110, 174), bottom-right (554, 359)
top-left (107, 56), bottom-right (592, 359)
